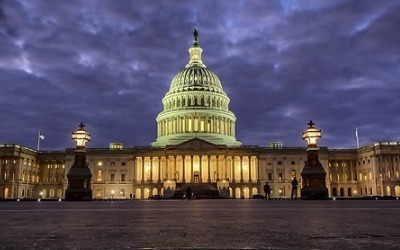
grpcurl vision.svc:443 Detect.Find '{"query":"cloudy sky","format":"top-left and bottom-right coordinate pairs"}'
top-left (0, 0), bottom-right (399, 150)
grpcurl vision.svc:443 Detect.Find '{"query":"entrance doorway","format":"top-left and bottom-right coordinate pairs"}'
top-left (194, 171), bottom-right (199, 183)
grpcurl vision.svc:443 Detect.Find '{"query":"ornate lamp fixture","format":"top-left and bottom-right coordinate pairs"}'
top-left (72, 122), bottom-right (91, 150)
top-left (302, 120), bottom-right (321, 150)
top-left (300, 120), bottom-right (329, 200)
top-left (65, 123), bottom-right (92, 201)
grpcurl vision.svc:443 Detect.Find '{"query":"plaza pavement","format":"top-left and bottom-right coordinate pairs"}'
top-left (0, 199), bottom-right (399, 249)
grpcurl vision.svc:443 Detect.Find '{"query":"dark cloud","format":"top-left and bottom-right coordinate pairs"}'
top-left (0, 0), bottom-right (399, 150)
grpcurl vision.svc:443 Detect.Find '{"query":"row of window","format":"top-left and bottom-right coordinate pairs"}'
top-left (96, 161), bottom-right (126, 167)
top-left (268, 161), bottom-right (298, 166)
top-left (267, 170), bottom-right (297, 181)
top-left (96, 172), bottom-right (126, 182)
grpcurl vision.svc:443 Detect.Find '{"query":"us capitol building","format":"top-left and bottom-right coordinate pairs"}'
top-left (1, 31), bottom-right (400, 200)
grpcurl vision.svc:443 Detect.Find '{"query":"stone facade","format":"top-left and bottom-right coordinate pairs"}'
top-left (1, 141), bottom-right (400, 199)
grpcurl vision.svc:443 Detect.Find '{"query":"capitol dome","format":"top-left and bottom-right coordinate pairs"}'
top-left (152, 30), bottom-right (241, 147)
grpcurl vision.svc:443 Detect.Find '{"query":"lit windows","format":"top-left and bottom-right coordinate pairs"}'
top-left (97, 170), bottom-right (103, 182)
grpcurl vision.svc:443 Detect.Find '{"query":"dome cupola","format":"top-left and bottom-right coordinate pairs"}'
top-left (152, 30), bottom-right (241, 147)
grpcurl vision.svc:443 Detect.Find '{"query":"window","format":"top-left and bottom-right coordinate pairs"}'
top-left (291, 161), bottom-right (295, 165)
top-left (121, 162), bottom-right (126, 166)
top-left (120, 189), bottom-right (125, 197)
top-left (110, 174), bottom-right (115, 182)
top-left (97, 170), bottom-right (103, 182)
top-left (96, 188), bottom-right (102, 198)
top-left (268, 173), bottom-right (272, 181)
top-left (121, 174), bottom-right (125, 182)
top-left (278, 161), bottom-right (282, 165)
top-left (111, 162), bottom-right (115, 166)
top-left (278, 173), bottom-right (283, 181)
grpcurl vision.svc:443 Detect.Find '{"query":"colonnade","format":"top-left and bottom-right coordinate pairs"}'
top-left (328, 160), bottom-right (357, 182)
top-left (134, 155), bottom-right (258, 184)
top-left (376, 154), bottom-right (400, 179)
top-left (157, 116), bottom-right (235, 137)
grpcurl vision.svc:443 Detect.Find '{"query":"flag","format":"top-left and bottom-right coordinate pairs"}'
top-left (39, 133), bottom-right (45, 140)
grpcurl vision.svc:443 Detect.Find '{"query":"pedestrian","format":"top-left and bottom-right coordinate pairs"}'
top-left (264, 182), bottom-right (271, 200)
top-left (291, 177), bottom-right (298, 200)
top-left (186, 186), bottom-right (192, 200)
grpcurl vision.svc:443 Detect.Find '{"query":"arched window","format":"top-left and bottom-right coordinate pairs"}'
top-left (386, 186), bottom-right (392, 195)
top-left (395, 186), bottom-right (400, 196)
top-left (235, 187), bottom-right (241, 199)
top-left (332, 188), bottom-right (337, 196)
top-left (348, 188), bottom-right (352, 196)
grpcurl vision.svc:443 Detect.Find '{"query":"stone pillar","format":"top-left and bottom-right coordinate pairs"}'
top-left (199, 155), bottom-right (203, 182)
top-left (174, 156), bottom-right (177, 181)
top-left (182, 155), bottom-right (186, 183)
top-left (190, 155), bottom-right (194, 182)
top-left (207, 155), bottom-right (211, 183)
top-left (141, 157), bottom-right (145, 183)
top-left (249, 156), bottom-right (252, 183)
top-left (240, 156), bottom-right (243, 183)
top-left (231, 157), bottom-right (235, 183)
top-left (224, 156), bottom-right (227, 180)
top-left (158, 157), bottom-right (161, 183)
top-left (216, 155), bottom-right (220, 181)
top-left (166, 156), bottom-right (169, 180)
top-left (149, 157), bottom-right (153, 183)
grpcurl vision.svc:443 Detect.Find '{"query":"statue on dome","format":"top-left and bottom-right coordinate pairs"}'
top-left (193, 29), bottom-right (198, 43)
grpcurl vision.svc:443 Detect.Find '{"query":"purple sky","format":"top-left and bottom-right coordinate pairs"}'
top-left (1, 0), bottom-right (399, 150)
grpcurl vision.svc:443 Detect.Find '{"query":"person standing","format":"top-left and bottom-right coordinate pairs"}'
top-left (186, 186), bottom-right (192, 200)
top-left (264, 182), bottom-right (271, 200)
top-left (291, 177), bottom-right (298, 200)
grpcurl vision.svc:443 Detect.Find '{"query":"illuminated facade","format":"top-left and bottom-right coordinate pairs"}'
top-left (1, 31), bottom-right (400, 200)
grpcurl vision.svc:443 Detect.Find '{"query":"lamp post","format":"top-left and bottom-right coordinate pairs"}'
top-left (300, 120), bottom-right (329, 200)
top-left (65, 123), bottom-right (93, 201)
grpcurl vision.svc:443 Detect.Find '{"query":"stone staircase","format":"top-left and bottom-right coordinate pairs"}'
top-left (173, 183), bottom-right (222, 199)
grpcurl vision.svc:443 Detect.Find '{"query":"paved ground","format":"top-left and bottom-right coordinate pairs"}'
top-left (0, 199), bottom-right (399, 249)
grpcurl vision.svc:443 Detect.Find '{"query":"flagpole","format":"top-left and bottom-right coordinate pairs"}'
top-left (355, 127), bottom-right (360, 148)
top-left (37, 131), bottom-right (40, 151)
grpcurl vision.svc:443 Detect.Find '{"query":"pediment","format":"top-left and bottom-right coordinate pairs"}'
top-left (167, 138), bottom-right (224, 150)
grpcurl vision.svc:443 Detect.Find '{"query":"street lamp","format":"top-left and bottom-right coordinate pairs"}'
top-left (111, 190), bottom-right (115, 200)
top-left (300, 120), bottom-right (328, 200)
top-left (302, 120), bottom-right (321, 150)
top-left (72, 122), bottom-right (91, 150)
top-left (65, 123), bottom-right (93, 201)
